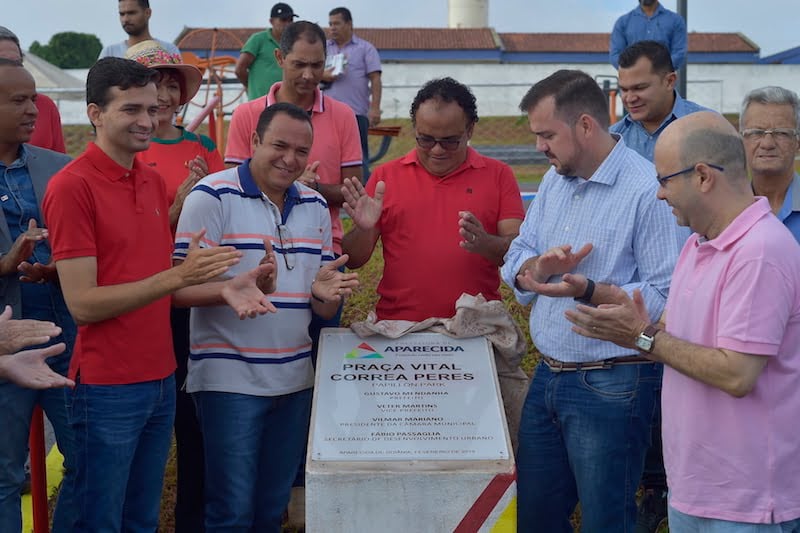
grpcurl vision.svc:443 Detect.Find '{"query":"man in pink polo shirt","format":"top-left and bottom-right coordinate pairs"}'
top-left (567, 111), bottom-right (800, 530)
top-left (225, 20), bottom-right (362, 258)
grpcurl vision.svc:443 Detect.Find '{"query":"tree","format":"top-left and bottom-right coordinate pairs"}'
top-left (29, 32), bottom-right (102, 68)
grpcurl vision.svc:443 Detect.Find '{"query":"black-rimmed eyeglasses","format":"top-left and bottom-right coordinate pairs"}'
top-left (656, 164), bottom-right (724, 187)
top-left (276, 224), bottom-right (295, 270)
top-left (415, 134), bottom-right (465, 151)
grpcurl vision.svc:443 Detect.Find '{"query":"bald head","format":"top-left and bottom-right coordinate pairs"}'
top-left (657, 111), bottom-right (747, 182)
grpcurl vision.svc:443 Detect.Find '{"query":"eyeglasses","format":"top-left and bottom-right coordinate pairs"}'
top-left (740, 128), bottom-right (798, 142)
top-left (276, 224), bottom-right (295, 270)
top-left (656, 163), bottom-right (724, 187)
top-left (415, 133), bottom-right (465, 151)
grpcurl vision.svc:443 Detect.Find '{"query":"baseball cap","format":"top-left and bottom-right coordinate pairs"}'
top-left (271, 3), bottom-right (298, 19)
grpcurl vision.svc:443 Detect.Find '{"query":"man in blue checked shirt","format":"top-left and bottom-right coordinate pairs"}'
top-left (502, 69), bottom-right (683, 533)
top-left (610, 0), bottom-right (687, 70)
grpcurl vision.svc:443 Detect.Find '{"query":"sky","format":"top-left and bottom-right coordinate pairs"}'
top-left (6, 0), bottom-right (799, 58)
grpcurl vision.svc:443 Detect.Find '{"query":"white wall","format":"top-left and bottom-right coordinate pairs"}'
top-left (378, 62), bottom-right (800, 118)
top-left (53, 63), bottom-right (800, 125)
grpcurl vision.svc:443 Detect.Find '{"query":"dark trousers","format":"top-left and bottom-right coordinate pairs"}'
top-left (172, 307), bottom-right (206, 533)
top-left (356, 114), bottom-right (371, 183)
top-left (293, 261), bottom-right (345, 487)
top-left (640, 365), bottom-right (667, 490)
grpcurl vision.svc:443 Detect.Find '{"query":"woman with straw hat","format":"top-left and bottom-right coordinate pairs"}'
top-left (126, 40), bottom-right (224, 227)
top-left (126, 39), bottom-right (223, 533)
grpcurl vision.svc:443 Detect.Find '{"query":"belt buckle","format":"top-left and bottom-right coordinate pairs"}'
top-left (546, 357), bottom-right (565, 373)
top-left (601, 359), bottom-right (614, 370)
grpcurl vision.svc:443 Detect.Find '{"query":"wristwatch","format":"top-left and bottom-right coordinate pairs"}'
top-left (573, 278), bottom-right (595, 304)
top-left (635, 324), bottom-right (660, 353)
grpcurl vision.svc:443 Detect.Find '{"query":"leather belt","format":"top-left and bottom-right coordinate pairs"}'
top-left (542, 355), bottom-right (652, 373)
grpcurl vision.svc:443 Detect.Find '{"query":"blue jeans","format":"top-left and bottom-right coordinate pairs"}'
top-left (516, 360), bottom-right (660, 533)
top-left (668, 505), bottom-right (800, 533)
top-left (0, 349), bottom-right (77, 533)
top-left (70, 375), bottom-right (176, 533)
top-left (194, 388), bottom-right (312, 533)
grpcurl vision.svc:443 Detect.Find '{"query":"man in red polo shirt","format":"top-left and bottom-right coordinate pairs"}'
top-left (341, 77), bottom-right (527, 447)
top-left (42, 57), bottom-right (244, 532)
top-left (342, 77), bottom-right (525, 320)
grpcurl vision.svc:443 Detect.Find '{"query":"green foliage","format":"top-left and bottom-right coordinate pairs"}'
top-left (29, 32), bottom-right (102, 68)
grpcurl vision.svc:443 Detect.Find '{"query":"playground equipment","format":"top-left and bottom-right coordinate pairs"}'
top-left (177, 28), bottom-right (248, 153)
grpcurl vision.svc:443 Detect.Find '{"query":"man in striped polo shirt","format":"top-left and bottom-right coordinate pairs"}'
top-left (173, 102), bottom-right (359, 531)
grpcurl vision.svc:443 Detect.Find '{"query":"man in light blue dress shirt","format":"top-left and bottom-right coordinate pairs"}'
top-left (503, 69), bottom-right (684, 533)
top-left (610, 0), bottom-right (687, 70)
top-left (741, 86), bottom-right (800, 241)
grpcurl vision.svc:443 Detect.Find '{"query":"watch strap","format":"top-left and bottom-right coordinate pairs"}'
top-left (643, 324), bottom-right (660, 338)
top-left (574, 278), bottom-right (595, 304)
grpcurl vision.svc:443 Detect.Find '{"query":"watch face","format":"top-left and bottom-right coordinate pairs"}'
top-left (635, 335), bottom-right (653, 352)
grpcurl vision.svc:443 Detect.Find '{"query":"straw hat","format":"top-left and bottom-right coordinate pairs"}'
top-left (125, 40), bottom-right (202, 105)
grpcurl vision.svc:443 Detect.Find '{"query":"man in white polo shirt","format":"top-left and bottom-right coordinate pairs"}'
top-left (173, 102), bottom-right (359, 531)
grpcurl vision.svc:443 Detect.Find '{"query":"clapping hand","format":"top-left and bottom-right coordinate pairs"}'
top-left (341, 177), bottom-right (384, 230)
top-left (220, 239), bottom-right (279, 320)
top-left (310, 255), bottom-right (360, 303)
top-left (516, 243), bottom-right (593, 294)
top-left (0, 306), bottom-right (62, 354)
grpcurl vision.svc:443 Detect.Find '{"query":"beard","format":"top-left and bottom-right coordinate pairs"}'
top-left (123, 24), bottom-right (145, 37)
top-left (640, 0), bottom-right (657, 6)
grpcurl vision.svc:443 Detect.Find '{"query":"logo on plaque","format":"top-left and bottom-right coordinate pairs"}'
top-left (345, 342), bottom-right (383, 360)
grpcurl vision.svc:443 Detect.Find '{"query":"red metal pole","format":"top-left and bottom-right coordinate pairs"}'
top-left (29, 405), bottom-right (49, 533)
top-left (185, 95), bottom-right (221, 133)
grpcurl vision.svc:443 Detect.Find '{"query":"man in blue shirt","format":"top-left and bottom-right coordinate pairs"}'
top-left (610, 0), bottom-right (687, 70)
top-left (611, 41), bottom-right (706, 162)
top-left (0, 58), bottom-right (77, 533)
top-left (503, 69), bottom-right (683, 533)
top-left (741, 86), bottom-right (800, 241)
top-left (322, 7), bottom-right (382, 180)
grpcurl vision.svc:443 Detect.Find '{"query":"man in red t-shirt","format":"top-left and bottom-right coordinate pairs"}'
top-left (342, 77), bottom-right (525, 321)
top-left (42, 57), bottom-right (250, 532)
top-left (341, 77), bottom-right (528, 447)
